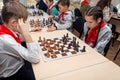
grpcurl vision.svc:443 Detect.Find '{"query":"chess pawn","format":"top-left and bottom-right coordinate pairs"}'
top-left (38, 36), bottom-right (42, 42)
top-left (81, 46), bottom-right (86, 52)
top-left (68, 44), bottom-right (71, 49)
top-left (66, 33), bottom-right (69, 37)
top-left (43, 37), bottom-right (46, 42)
top-left (61, 46), bottom-right (64, 52)
top-left (74, 47), bottom-right (79, 52)
top-left (76, 41), bottom-right (80, 47)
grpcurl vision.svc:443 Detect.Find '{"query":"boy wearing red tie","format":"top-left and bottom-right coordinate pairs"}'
top-left (48, 0), bottom-right (73, 32)
top-left (0, 1), bottom-right (40, 80)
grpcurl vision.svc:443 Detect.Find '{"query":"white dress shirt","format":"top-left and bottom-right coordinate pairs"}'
top-left (0, 34), bottom-right (40, 78)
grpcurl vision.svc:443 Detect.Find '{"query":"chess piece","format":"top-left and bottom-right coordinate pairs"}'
top-left (49, 18), bottom-right (53, 25)
top-left (74, 47), bottom-right (79, 52)
top-left (43, 37), bottom-right (46, 43)
top-left (42, 47), bottom-right (47, 51)
top-left (68, 44), bottom-right (71, 49)
top-left (77, 41), bottom-right (80, 47)
top-left (71, 51), bottom-right (77, 54)
top-left (61, 46), bottom-right (64, 52)
top-left (43, 18), bottom-right (45, 26)
top-left (81, 46), bottom-right (86, 52)
top-left (45, 52), bottom-right (50, 58)
top-left (51, 54), bottom-right (57, 58)
top-left (38, 36), bottom-right (42, 42)
top-left (61, 53), bottom-right (67, 56)
top-left (66, 33), bottom-right (69, 37)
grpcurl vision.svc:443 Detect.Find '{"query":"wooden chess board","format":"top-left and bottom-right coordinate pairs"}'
top-left (38, 33), bottom-right (88, 62)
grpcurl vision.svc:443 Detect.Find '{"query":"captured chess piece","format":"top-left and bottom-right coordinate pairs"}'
top-left (81, 46), bottom-right (86, 52)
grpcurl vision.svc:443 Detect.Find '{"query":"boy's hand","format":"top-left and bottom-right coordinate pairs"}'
top-left (49, 15), bottom-right (54, 19)
top-left (30, 27), bottom-right (42, 32)
top-left (47, 27), bottom-right (56, 32)
top-left (18, 18), bottom-right (33, 43)
top-left (18, 18), bottom-right (29, 34)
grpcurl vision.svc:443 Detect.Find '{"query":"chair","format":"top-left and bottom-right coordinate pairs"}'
top-left (111, 24), bottom-right (119, 46)
top-left (113, 37), bottom-right (120, 60)
top-left (113, 44), bottom-right (120, 60)
top-left (104, 39), bottom-right (111, 56)
top-left (72, 8), bottom-right (85, 38)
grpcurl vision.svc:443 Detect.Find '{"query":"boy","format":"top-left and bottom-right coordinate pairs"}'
top-left (0, 1), bottom-right (40, 80)
top-left (83, 7), bottom-right (112, 54)
top-left (47, 0), bottom-right (73, 32)
top-left (46, 0), bottom-right (59, 16)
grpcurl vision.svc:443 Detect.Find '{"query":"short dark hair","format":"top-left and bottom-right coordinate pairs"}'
top-left (96, 0), bottom-right (112, 10)
top-left (1, 1), bottom-right (28, 23)
top-left (3, 0), bottom-right (18, 5)
top-left (48, 0), bottom-right (53, 2)
top-left (85, 6), bottom-right (103, 21)
top-left (58, 0), bottom-right (70, 7)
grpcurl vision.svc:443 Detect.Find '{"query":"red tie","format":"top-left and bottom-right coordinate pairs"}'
top-left (85, 21), bottom-right (106, 47)
top-left (58, 12), bottom-right (68, 21)
top-left (48, 8), bottom-right (50, 15)
top-left (0, 25), bottom-right (21, 44)
top-left (48, 5), bottom-right (55, 15)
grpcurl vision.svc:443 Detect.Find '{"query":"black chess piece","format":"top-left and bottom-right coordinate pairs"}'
top-left (38, 36), bottom-right (42, 42)
top-left (68, 44), bottom-right (71, 49)
top-left (43, 18), bottom-right (45, 26)
top-left (81, 46), bottom-right (86, 52)
top-left (61, 46), bottom-right (64, 52)
top-left (66, 33), bottom-right (68, 37)
top-left (74, 37), bottom-right (77, 42)
top-left (46, 20), bottom-right (48, 25)
top-left (74, 47), bottom-right (79, 52)
top-left (43, 37), bottom-right (45, 42)
top-left (77, 41), bottom-right (80, 47)
top-left (63, 35), bottom-right (66, 42)
top-left (50, 18), bottom-right (53, 25)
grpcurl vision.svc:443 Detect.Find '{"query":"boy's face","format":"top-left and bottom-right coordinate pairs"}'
top-left (85, 15), bottom-right (101, 29)
top-left (7, 17), bottom-right (19, 32)
top-left (36, 0), bottom-right (40, 2)
top-left (14, 0), bottom-right (19, 2)
top-left (46, 0), bottom-right (52, 8)
top-left (58, 3), bottom-right (68, 13)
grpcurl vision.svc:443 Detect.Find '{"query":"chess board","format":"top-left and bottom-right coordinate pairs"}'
top-left (38, 33), bottom-right (88, 62)
top-left (28, 18), bottom-right (54, 31)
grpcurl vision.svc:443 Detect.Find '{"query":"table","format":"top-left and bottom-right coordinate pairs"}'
top-left (31, 30), bottom-right (112, 80)
top-left (44, 61), bottom-right (120, 80)
top-left (112, 17), bottom-right (120, 21)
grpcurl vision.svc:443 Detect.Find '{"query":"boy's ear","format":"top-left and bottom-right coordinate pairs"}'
top-left (97, 18), bottom-right (102, 23)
